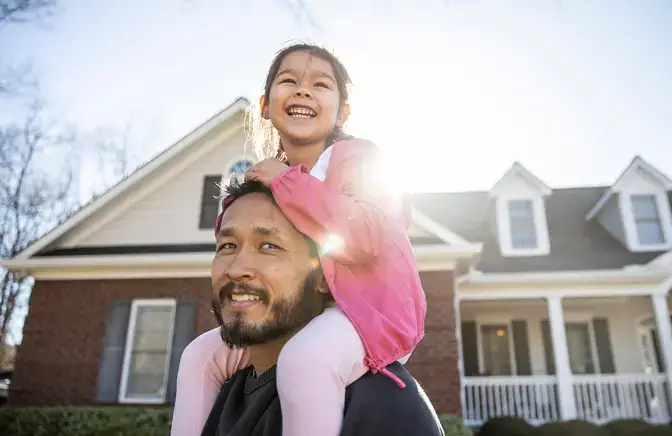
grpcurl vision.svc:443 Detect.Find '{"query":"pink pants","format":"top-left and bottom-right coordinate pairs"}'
top-left (171, 306), bottom-right (372, 436)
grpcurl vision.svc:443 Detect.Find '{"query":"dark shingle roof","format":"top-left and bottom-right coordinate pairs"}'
top-left (412, 187), bottom-right (670, 273)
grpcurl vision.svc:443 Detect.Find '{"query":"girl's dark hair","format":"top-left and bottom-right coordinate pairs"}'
top-left (246, 43), bottom-right (353, 162)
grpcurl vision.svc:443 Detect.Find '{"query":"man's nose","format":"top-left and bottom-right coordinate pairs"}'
top-left (225, 251), bottom-right (256, 281)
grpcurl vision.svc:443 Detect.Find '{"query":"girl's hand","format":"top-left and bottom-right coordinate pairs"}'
top-left (245, 158), bottom-right (290, 186)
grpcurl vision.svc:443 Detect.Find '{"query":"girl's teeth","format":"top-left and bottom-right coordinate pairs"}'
top-left (287, 107), bottom-right (316, 118)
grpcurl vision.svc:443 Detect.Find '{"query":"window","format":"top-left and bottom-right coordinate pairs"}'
top-left (200, 175), bottom-right (222, 229)
top-left (228, 160), bottom-right (254, 184)
top-left (631, 194), bottom-right (665, 245)
top-left (218, 160), bottom-right (255, 215)
top-left (565, 322), bottom-right (596, 374)
top-left (508, 200), bottom-right (538, 249)
top-left (480, 324), bottom-right (513, 376)
top-left (119, 300), bottom-right (176, 403)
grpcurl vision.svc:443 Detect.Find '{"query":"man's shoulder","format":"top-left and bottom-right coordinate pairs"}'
top-left (342, 362), bottom-right (445, 436)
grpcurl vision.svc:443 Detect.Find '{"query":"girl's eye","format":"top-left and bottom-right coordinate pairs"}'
top-left (217, 243), bottom-right (236, 252)
top-left (261, 242), bottom-right (280, 250)
top-left (279, 78), bottom-right (296, 84)
top-left (315, 82), bottom-right (329, 88)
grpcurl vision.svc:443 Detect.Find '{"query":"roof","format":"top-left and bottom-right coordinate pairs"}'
top-left (8, 97), bottom-right (478, 267)
top-left (413, 187), bottom-right (672, 273)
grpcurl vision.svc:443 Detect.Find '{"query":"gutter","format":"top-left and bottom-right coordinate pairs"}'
top-left (457, 267), bottom-right (670, 286)
top-left (0, 243), bottom-right (484, 273)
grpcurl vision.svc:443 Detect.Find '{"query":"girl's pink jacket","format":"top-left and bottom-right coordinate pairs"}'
top-left (218, 139), bottom-right (426, 386)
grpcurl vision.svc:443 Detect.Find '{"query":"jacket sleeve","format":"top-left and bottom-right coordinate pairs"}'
top-left (269, 142), bottom-right (403, 265)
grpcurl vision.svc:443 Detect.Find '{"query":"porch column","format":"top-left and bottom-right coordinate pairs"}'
top-left (651, 292), bottom-right (672, 398)
top-left (546, 296), bottom-right (577, 420)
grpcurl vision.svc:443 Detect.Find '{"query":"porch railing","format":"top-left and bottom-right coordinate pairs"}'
top-left (573, 374), bottom-right (670, 424)
top-left (462, 376), bottom-right (560, 426)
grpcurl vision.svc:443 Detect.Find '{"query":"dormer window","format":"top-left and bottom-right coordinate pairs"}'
top-left (508, 200), bottom-right (538, 249)
top-left (631, 194), bottom-right (666, 245)
top-left (490, 162), bottom-right (552, 257)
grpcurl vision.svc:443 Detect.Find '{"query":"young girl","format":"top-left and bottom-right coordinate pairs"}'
top-left (171, 43), bottom-right (426, 436)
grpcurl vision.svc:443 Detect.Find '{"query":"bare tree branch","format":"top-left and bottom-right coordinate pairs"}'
top-left (281, 0), bottom-right (321, 32)
top-left (0, 0), bottom-right (57, 24)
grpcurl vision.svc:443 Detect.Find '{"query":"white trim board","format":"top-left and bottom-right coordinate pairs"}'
top-left (15, 98), bottom-right (250, 260)
top-left (457, 268), bottom-right (671, 286)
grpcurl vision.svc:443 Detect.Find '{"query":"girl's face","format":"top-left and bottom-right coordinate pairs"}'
top-left (264, 50), bottom-right (346, 147)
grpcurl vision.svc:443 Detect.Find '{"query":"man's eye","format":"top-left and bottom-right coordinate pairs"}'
top-left (217, 243), bottom-right (236, 252)
top-left (260, 242), bottom-right (280, 250)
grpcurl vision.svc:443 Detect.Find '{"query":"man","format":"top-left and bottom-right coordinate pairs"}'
top-left (202, 180), bottom-right (444, 436)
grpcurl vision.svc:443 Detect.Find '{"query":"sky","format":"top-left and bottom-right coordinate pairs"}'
top-left (2, 0), bottom-right (672, 195)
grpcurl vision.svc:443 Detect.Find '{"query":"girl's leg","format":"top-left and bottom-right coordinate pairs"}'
top-left (277, 306), bottom-right (368, 436)
top-left (170, 328), bottom-right (248, 436)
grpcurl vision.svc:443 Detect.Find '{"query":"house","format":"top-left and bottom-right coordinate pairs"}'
top-left (413, 159), bottom-right (672, 426)
top-left (1, 98), bottom-right (671, 427)
top-left (0, 98), bottom-right (478, 415)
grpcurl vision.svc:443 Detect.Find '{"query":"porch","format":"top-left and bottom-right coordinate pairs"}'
top-left (458, 290), bottom-right (672, 427)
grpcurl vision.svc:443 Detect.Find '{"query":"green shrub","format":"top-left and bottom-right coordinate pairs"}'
top-left (536, 419), bottom-right (608, 436)
top-left (0, 407), bottom-right (172, 436)
top-left (476, 416), bottom-right (533, 436)
top-left (439, 414), bottom-right (472, 435)
top-left (605, 419), bottom-right (672, 436)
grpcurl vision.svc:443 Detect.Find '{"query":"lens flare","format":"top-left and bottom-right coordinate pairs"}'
top-left (320, 233), bottom-right (344, 255)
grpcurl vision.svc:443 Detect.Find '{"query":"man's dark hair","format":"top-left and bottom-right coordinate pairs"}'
top-left (216, 177), bottom-right (319, 258)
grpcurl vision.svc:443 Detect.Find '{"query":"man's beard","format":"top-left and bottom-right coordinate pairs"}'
top-left (211, 270), bottom-right (326, 348)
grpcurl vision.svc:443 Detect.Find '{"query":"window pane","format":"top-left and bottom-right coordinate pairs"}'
top-left (481, 325), bottom-right (512, 376)
top-left (565, 323), bottom-right (594, 374)
top-left (508, 200), bottom-right (538, 249)
top-left (126, 351), bottom-right (170, 398)
top-left (124, 304), bottom-right (174, 400)
top-left (636, 221), bottom-right (665, 245)
top-left (632, 195), bottom-right (659, 220)
top-left (632, 195), bottom-right (665, 245)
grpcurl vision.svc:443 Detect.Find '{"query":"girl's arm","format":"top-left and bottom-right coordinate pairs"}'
top-left (270, 140), bottom-right (407, 265)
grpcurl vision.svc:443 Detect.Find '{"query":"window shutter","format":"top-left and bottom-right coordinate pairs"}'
top-left (200, 175), bottom-right (222, 229)
top-left (592, 318), bottom-right (615, 374)
top-left (512, 320), bottom-right (532, 375)
top-left (97, 300), bottom-right (132, 402)
top-left (166, 300), bottom-right (197, 403)
top-left (541, 320), bottom-right (556, 375)
top-left (461, 321), bottom-right (479, 376)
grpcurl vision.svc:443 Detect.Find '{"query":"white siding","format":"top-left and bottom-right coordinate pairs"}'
top-left (58, 128), bottom-right (252, 248)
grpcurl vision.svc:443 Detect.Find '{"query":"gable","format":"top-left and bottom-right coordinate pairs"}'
top-left (39, 114), bottom-right (250, 254)
top-left (489, 162), bottom-right (552, 198)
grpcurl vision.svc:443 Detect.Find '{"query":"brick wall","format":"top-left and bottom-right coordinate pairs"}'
top-left (12, 271), bottom-right (460, 414)
top-left (406, 270), bottom-right (461, 415)
top-left (11, 278), bottom-right (217, 406)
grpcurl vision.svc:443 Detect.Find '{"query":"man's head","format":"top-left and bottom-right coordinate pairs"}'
top-left (211, 179), bottom-right (330, 348)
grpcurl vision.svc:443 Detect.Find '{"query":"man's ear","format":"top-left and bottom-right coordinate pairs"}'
top-left (314, 269), bottom-right (331, 295)
top-left (337, 103), bottom-right (350, 127)
top-left (260, 95), bottom-right (270, 120)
